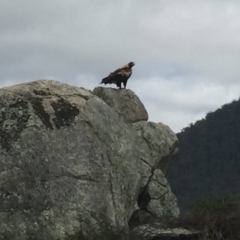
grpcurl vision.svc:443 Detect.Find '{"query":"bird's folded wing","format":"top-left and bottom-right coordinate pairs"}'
top-left (110, 67), bottom-right (123, 76)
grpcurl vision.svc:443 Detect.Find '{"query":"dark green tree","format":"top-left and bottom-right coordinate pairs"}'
top-left (168, 98), bottom-right (240, 211)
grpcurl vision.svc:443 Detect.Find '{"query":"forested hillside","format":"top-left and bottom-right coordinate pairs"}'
top-left (168, 98), bottom-right (240, 211)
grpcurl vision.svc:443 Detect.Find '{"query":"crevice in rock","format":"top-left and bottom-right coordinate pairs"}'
top-left (151, 191), bottom-right (169, 201)
top-left (128, 208), bottom-right (154, 229)
top-left (141, 157), bottom-right (153, 169)
top-left (149, 177), bottom-right (168, 188)
top-left (128, 209), bottom-right (140, 229)
top-left (129, 161), bottom-right (155, 228)
top-left (53, 172), bottom-right (98, 182)
top-left (138, 186), bottom-right (151, 210)
top-left (130, 118), bottom-right (148, 124)
top-left (142, 133), bottom-right (152, 150)
top-left (138, 161), bottom-right (154, 208)
top-left (38, 172), bottom-right (98, 182)
top-left (106, 151), bottom-right (117, 223)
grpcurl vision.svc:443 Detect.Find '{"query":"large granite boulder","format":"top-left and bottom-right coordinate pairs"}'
top-left (0, 80), bottom-right (179, 240)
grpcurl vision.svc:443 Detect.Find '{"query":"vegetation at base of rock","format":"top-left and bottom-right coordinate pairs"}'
top-left (168, 193), bottom-right (240, 240)
top-left (169, 98), bottom-right (240, 211)
top-left (63, 193), bottom-right (240, 240)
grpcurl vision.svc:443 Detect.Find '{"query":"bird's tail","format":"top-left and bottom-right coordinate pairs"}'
top-left (99, 78), bottom-right (106, 84)
top-left (100, 76), bottom-right (112, 84)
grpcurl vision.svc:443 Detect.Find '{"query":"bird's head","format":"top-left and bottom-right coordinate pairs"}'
top-left (128, 62), bottom-right (135, 68)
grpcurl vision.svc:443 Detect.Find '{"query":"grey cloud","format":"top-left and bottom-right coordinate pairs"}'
top-left (1, 0), bottom-right (240, 132)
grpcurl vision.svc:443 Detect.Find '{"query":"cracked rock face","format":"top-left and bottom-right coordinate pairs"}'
top-left (0, 80), bottom-right (179, 240)
top-left (93, 86), bottom-right (148, 123)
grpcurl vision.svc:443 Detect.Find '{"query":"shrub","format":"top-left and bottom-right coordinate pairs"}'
top-left (176, 193), bottom-right (240, 239)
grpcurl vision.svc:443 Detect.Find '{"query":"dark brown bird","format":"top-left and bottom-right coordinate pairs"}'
top-left (100, 62), bottom-right (135, 89)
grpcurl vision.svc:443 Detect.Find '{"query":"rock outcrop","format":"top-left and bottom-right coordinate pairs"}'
top-left (93, 87), bottom-right (148, 123)
top-left (0, 80), bottom-right (179, 240)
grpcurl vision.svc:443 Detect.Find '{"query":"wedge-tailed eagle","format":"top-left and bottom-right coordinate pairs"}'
top-left (100, 61), bottom-right (135, 89)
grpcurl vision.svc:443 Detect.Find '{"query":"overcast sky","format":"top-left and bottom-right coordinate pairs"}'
top-left (1, 0), bottom-right (240, 133)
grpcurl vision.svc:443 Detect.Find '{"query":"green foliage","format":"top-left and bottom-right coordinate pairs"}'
top-left (168, 98), bottom-right (240, 211)
top-left (171, 194), bottom-right (240, 240)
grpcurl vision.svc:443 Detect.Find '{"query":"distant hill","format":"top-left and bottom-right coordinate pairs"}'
top-left (168, 98), bottom-right (240, 211)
